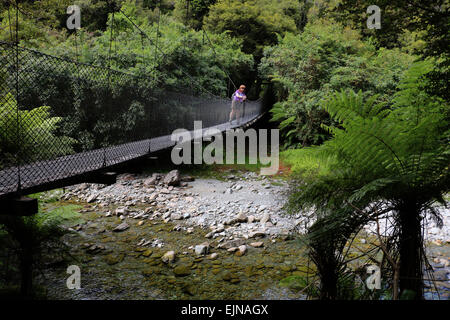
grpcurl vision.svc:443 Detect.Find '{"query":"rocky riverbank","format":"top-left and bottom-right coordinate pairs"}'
top-left (33, 169), bottom-right (449, 300)
top-left (61, 171), bottom-right (304, 243)
top-left (63, 169), bottom-right (450, 243)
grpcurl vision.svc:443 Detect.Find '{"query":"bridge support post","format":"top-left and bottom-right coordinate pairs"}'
top-left (0, 196), bottom-right (38, 217)
top-left (0, 196), bottom-right (38, 298)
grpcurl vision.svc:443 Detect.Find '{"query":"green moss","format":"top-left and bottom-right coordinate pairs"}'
top-left (279, 275), bottom-right (308, 291)
top-left (36, 204), bottom-right (84, 227)
top-left (29, 189), bottom-right (65, 203)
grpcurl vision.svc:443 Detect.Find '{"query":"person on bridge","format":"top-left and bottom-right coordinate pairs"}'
top-left (229, 84), bottom-right (247, 125)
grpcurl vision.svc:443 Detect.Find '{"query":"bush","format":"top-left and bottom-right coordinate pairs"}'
top-left (260, 20), bottom-right (415, 148)
top-left (0, 93), bottom-right (76, 168)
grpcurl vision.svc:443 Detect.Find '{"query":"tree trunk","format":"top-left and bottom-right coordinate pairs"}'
top-left (398, 205), bottom-right (423, 299)
top-left (19, 240), bottom-right (33, 297)
top-left (311, 242), bottom-right (339, 300)
top-left (319, 264), bottom-right (338, 300)
top-left (0, 216), bottom-right (34, 298)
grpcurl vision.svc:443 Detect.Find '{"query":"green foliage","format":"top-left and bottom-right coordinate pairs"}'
top-left (29, 189), bottom-right (65, 204)
top-left (73, 0), bottom-right (126, 32)
top-left (334, 0), bottom-right (449, 54)
top-left (291, 60), bottom-right (448, 210)
top-left (0, 214), bottom-right (66, 249)
top-left (334, 0), bottom-right (450, 100)
top-left (204, 0), bottom-right (303, 59)
top-left (260, 20), bottom-right (415, 148)
top-left (0, 204), bottom-right (70, 296)
top-left (37, 204), bottom-right (84, 228)
top-left (46, 1), bottom-right (253, 97)
top-left (281, 147), bottom-right (333, 177)
top-left (287, 60), bottom-right (449, 299)
top-left (279, 275), bottom-right (319, 297)
top-left (0, 5), bottom-right (66, 48)
top-left (0, 93), bottom-right (76, 168)
top-left (173, 0), bottom-right (217, 29)
top-left (1, 1), bottom-right (252, 98)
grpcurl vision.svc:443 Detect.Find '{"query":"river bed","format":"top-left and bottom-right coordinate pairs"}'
top-left (33, 169), bottom-right (449, 300)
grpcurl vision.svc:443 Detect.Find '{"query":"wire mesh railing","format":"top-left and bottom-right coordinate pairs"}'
top-left (0, 41), bottom-right (263, 196)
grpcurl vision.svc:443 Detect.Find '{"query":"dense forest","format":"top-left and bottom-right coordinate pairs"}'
top-left (0, 0), bottom-right (449, 301)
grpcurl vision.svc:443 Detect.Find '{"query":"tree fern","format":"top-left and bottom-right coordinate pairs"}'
top-left (0, 93), bottom-right (77, 168)
top-left (288, 60), bottom-right (449, 299)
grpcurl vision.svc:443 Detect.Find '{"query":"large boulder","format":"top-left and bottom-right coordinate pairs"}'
top-left (163, 170), bottom-right (181, 186)
top-left (144, 174), bottom-right (159, 186)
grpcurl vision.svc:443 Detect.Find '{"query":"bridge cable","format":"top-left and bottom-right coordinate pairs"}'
top-left (202, 28), bottom-right (238, 94)
top-left (102, 1), bottom-right (116, 167)
top-left (74, 29), bottom-right (79, 63)
top-left (13, 0), bottom-right (21, 192)
top-left (6, 0), bottom-right (31, 18)
top-left (154, 0), bottom-right (161, 68)
top-left (149, 0), bottom-right (162, 154)
top-left (117, 7), bottom-right (220, 99)
top-left (7, 5), bottom-right (13, 42)
top-left (183, 0), bottom-right (189, 54)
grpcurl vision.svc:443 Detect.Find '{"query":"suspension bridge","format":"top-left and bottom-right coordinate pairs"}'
top-left (0, 4), bottom-right (266, 214)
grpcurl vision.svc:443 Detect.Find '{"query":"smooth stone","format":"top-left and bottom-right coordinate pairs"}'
top-left (235, 245), bottom-right (247, 257)
top-left (173, 265), bottom-right (191, 277)
top-left (115, 207), bottom-right (127, 216)
top-left (249, 230), bottom-right (266, 238)
top-left (142, 249), bottom-right (153, 257)
top-left (171, 213), bottom-right (182, 220)
top-left (260, 213), bottom-right (271, 225)
top-left (235, 211), bottom-right (247, 223)
top-left (195, 243), bottom-right (209, 256)
top-left (105, 253), bottom-right (124, 265)
top-left (250, 241), bottom-right (264, 248)
top-left (113, 222), bottom-right (129, 232)
top-left (162, 251), bottom-right (176, 263)
top-left (209, 253), bottom-right (218, 260)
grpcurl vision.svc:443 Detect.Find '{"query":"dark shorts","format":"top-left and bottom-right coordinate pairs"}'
top-left (231, 99), bottom-right (243, 110)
